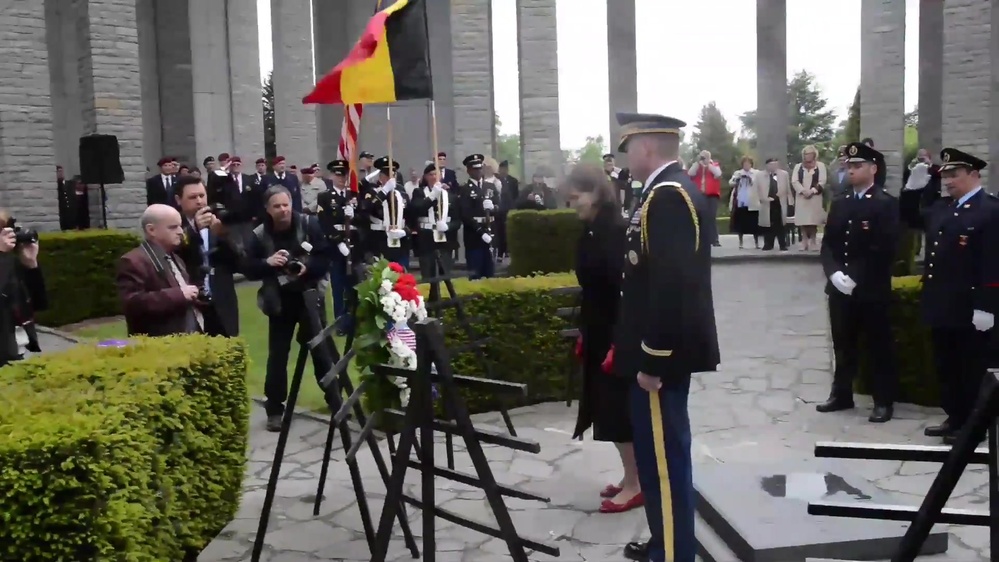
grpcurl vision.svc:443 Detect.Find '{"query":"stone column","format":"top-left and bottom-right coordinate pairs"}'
top-left (154, 0), bottom-right (196, 164)
top-left (918, 0), bottom-right (943, 159)
top-left (135, 0), bottom-right (161, 169)
top-left (312, 1), bottom-right (347, 164)
top-left (45, 0), bottom-right (85, 177)
top-left (451, 0), bottom-right (495, 167)
top-left (189, 1), bottom-right (234, 159)
top-left (860, 0), bottom-right (906, 195)
top-left (607, 0), bottom-right (637, 159)
top-left (0, 0), bottom-right (58, 227)
top-left (755, 0), bottom-right (787, 165)
top-left (76, 0), bottom-right (147, 226)
top-left (271, 0), bottom-right (317, 167)
top-left (943, 0), bottom-right (995, 187)
top-left (227, 0), bottom-right (265, 161)
top-left (517, 0), bottom-right (561, 182)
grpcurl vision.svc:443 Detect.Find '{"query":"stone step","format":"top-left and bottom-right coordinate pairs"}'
top-left (695, 510), bottom-right (738, 562)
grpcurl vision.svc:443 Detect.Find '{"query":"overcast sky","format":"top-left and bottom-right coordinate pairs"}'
top-left (257, 0), bottom-right (920, 149)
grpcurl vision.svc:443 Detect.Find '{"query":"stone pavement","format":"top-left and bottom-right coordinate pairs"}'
top-left (196, 260), bottom-right (991, 562)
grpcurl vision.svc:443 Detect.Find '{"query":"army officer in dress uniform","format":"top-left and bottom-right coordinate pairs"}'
top-left (459, 154), bottom-right (498, 280)
top-left (614, 113), bottom-right (720, 562)
top-left (920, 148), bottom-right (999, 444)
top-left (360, 156), bottom-right (411, 268)
top-left (817, 142), bottom-right (901, 423)
top-left (316, 160), bottom-right (355, 326)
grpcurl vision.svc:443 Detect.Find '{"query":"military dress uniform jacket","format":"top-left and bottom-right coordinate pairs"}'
top-left (316, 187), bottom-right (354, 252)
top-left (820, 187), bottom-right (900, 302)
top-left (614, 162), bottom-right (720, 380)
top-left (459, 179), bottom-right (499, 251)
top-left (360, 186), bottom-right (412, 253)
top-left (921, 189), bottom-right (999, 328)
top-left (409, 186), bottom-right (461, 251)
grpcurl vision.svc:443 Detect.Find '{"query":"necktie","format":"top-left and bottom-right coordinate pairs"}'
top-left (165, 255), bottom-right (203, 331)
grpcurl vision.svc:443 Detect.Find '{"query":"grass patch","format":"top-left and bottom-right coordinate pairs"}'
top-left (66, 282), bottom-right (354, 412)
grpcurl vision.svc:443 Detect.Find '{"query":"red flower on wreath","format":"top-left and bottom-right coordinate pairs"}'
top-left (388, 262), bottom-right (405, 274)
top-left (393, 282), bottom-right (421, 303)
top-left (396, 273), bottom-right (417, 287)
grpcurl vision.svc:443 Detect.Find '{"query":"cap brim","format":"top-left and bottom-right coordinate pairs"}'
top-left (845, 157), bottom-right (873, 163)
top-left (938, 163), bottom-right (973, 172)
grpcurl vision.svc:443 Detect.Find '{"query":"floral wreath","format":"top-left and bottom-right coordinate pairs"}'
top-left (353, 259), bottom-right (429, 412)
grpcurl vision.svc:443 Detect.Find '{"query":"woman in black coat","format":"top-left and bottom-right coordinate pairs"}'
top-left (565, 164), bottom-right (641, 514)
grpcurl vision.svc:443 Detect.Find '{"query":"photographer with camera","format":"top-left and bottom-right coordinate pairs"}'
top-left (0, 214), bottom-right (46, 367)
top-left (244, 186), bottom-right (336, 431)
top-left (173, 175), bottom-right (241, 337)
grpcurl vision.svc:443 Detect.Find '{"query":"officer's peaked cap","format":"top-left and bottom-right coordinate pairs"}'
top-left (616, 112), bottom-right (686, 152)
top-left (844, 142), bottom-right (883, 164)
top-left (939, 147), bottom-right (987, 172)
top-left (327, 159), bottom-right (348, 174)
top-left (373, 156), bottom-right (400, 173)
top-left (462, 154), bottom-right (485, 169)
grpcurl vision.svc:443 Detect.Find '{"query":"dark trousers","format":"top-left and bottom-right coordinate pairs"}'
top-left (931, 327), bottom-right (990, 427)
top-left (383, 247), bottom-right (410, 271)
top-left (705, 196), bottom-right (720, 245)
top-left (828, 293), bottom-right (898, 406)
top-left (465, 247), bottom-right (494, 280)
top-left (329, 258), bottom-right (349, 320)
top-left (763, 201), bottom-right (786, 250)
top-left (495, 214), bottom-right (509, 257)
top-left (630, 376), bottom-right (696, 562)
top-left (419, 249), bottom-right (453, 303)
top-left (263, 296), bottom-right (338, 417)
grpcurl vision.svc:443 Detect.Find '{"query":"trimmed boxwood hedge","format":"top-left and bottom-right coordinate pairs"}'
top-left (0, 335), bottom-right (249, 561)
top-left (36, 229), bottom-right (140, 327)
top-left (506, 209), bottom-right (582, 276)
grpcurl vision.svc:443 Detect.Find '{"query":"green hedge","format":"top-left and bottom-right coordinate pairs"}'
top-left (36, 229), bottom-right (140, 326)
top-left (0, 335), bottom-right (249, 561)
top-left (856, 276), bottom-right (937, 406)
top-left (506, 209), bottom-right (583, 276)
top-left (421, 274), bottom-right (579, 413)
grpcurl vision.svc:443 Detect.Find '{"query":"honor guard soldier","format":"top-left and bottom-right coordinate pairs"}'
top-left (614, 113), bottom-right (720, 562)
top-left (360, 156), bottom-right (411, 269)
top-left (919, 148), bottom-right (999, 443)
top-left (317, 160), bottom-right (356, 326)
top-left (459, 154), bottom-right (498, 279)
top-left (410, 163), bottom-right (461, 292)
top-left (817, 141), bottom-right (901, 423)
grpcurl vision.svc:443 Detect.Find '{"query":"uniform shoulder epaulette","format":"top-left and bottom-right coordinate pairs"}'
top-left (641, 181), bottom-right (699, 253)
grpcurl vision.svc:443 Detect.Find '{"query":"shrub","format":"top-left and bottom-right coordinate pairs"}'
top-left (506, 209), bottom-right (582, 276)
top-left (855, 276), bottom-right (937, 406)
top-left (0, 335), bottom-right (249, 561)
top-left (36, 229), bottom-right (140, 326)
top-left (420, 274), bottom-right (579, 413)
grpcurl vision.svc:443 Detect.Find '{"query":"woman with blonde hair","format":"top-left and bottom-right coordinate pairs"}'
top-left (791, 144), bottom-right (827, 250)
top-left (563, 164), bottom-right (642, 513)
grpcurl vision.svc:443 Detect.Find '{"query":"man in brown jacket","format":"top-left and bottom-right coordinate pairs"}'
top-left (116, 204), bottom-right (203, 336)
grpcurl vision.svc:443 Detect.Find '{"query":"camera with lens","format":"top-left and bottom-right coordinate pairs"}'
top-left (283, 241), bottom-right (313, 277)
top-left (5, 218), bottom-right (38, 246)
top-left (209, 203), bottom-right (233, 223)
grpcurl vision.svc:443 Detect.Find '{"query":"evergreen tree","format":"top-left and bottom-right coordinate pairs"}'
top-left (691, 102), bottom-right (740, 178)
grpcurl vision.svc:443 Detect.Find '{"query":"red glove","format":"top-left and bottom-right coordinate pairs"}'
top-left (575, 335), bottom-right (583, 360)
top-left (601, 346), bottom-right (615, 374)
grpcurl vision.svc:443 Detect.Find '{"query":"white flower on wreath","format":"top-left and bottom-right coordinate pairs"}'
top-left (388, 335), bottom-right (418, 371)
top-left (409, 296), bottom-right (427, 322)
top-left (380, 292), bottom-right (409, 324)
top-left (379, 279), bottom-right (393, 296)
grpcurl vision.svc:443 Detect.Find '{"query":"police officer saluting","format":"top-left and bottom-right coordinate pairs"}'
top-left (459, 154), bottom-right (498, 279)
top-left (316, 160), bottom-right (355, 327)
top-left (919, 148), bottom-right (999, 443)
top-left (360, 156), bottom-right (411, 269)
top-left (614, 113), bottom-right (719, 562)
top-left (817, 141), bottom-right (901, 423)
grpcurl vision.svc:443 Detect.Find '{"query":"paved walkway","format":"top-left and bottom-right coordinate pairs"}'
top-left (197, 260), bottom-right (990, 562)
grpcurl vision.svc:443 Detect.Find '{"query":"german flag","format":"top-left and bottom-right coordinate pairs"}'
top-left (303, 0), bottom-right (431, 105)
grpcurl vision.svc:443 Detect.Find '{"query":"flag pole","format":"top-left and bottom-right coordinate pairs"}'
top-left (420, 0), bottom-right (440, 181)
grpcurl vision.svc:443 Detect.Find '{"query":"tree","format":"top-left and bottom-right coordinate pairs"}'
top-left (843, 87), bottom-right (861, 144)
top-left (691, 102), bottom-right (740, 178)
top-left (740, 70), bottom-right (838, 165)
top-left (564, 135), bottom-right (607, 165)
top-left (494, 113), bottom-right (522, 179)
top-left (904, 106), bottom-right (918, 128)
top-left (262, 72), bottom-right (276, 161)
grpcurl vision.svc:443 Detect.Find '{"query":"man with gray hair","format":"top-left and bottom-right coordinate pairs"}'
top-left (116, 204), bottom-right (203, 337)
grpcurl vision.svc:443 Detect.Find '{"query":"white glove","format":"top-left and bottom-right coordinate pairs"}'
top-left (829, 271), bottom-right (856, 295)
top-left (435, 220), bottom-right (448, 232)
top-left (972, 310), bottom-right (995, 332)
top-left (380, 178), bottom-right (397, 194)
top-left (534, 194), bottom-right (543, 205)
top-left (429, 183), bottom-right (443, 201)
top-left (482, 199), bottom-right (495, 211)
top-left (481, 233), bottom-right (493, 244)
top-left (388, 228), bottom-right (406, 240)
top-left (337, 242), bottom-right (350, 257)
top-left (344, 205), bottom-right (354, 218)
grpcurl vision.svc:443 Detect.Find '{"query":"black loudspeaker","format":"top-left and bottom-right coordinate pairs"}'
top-left (79, 134), bottom-right (124, 185)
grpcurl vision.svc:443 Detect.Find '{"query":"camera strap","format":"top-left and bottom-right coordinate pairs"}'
top-left (140, 240), bottom-right (173, 286)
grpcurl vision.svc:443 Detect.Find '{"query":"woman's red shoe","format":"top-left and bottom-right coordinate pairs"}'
top-left (599, 492), bottom-right (644, 514)
top-left (599, 484), bottom-right (622, 498)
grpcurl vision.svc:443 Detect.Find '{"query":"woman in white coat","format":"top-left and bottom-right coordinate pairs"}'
top-left (790, 145), bottom-right (827, 251)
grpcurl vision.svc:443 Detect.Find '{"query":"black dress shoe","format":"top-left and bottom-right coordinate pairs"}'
top-left (266, 415), bottom-right (283, 432)
top-left (623, 540), bottom-right (649, 561)
top-left (924, 420), bottom-right (953, 437)
top-left (816, 397), bottom-right (855, 413)
top-left (868, 405), bottom-right (893, 423)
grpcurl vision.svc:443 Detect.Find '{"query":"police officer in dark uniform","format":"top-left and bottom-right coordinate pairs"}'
top-left (410, 163), bottom-right (460, 286)
top-left (817, 142), bottom-right (901, 423)
top-left (459, 154), bottom-right (498, 279)
top-left (919, 148), bottom-right (999, 443)
top-left (316, 160), bottom-right (356, 326)
top-left (614, 113), bottom-right (720, 562)
top-left (359, 156), bottom-right (411, 268)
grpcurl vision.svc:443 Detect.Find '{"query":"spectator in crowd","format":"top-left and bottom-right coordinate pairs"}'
top-left (146, 157), bottom-right (178, 207)
top-left (516, 172), bottom-right (557, 210)
top-left (267, 156), bottom-right (303, 212)
top-left (791, 145), bottom-right (827, 251)
top-left (688, 150), bottom-right (723, 246)
top-left (754, 157), bottom-right (791, 251)
top-left (403, 167), bottom-right (420, 200)
top-left (829, 145), bottom-right (850, 201)
top-left (0, 214), bottom-right (46, 367)
top-left (190, 167), bottom-right (202, 181)
top-left (563, 164), bottom-right (640, 513)
top-left (300, 167), bottom-right (326, 214)
top-left (496, 160), bottom-right (520, 260)
top-left (178, 164), bottom-right (190, 177)
top-left (728, 156), bottom-right (761, 249)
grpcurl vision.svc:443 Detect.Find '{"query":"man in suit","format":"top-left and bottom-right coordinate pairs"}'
top-left (754, 158), bottom-right (792, 251)
top-left (829, 145), bottom-right (851, 201)
top-left (268, 156), bottom-right (303, 212)
top-left (615, 112), bottom-right (720, 562)
top-left (146, 157), bottom-right (177, 207)
top-left (173, 175), bottom-right (241, 337)
top-left (436, 151), bottom-right (461, 191)
top-left (817, 141), bottom-right (901, 423)
top-left (116, 204), bottom-right (203, 337)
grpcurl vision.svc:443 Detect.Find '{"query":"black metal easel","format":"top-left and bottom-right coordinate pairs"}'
top-left (555, 288), bottom-right (583, 406)
top-left (807, 369), bottom-right (999, 562)
top-left (370, 318), bottom-right (560, 562)
top-left (250, 287), bottom-right (418, 562)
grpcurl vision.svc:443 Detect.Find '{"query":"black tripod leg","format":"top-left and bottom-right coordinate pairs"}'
top-left (250, 345), bottom-right (310, 562)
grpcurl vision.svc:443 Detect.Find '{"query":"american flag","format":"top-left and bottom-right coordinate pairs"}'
top-left (337, 104), bottom-right (363, 192)
top-left (386, 322), bottom-right (417, 352)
